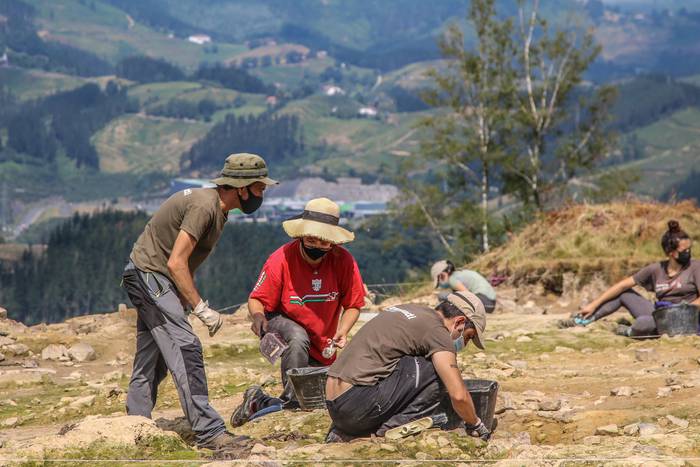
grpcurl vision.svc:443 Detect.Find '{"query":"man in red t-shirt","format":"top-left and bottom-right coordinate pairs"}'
top-left (231, 198), bottom-right (365, 426)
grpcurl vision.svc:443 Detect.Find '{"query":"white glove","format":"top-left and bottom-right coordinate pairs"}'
top-left (193, 299), bottom-right (223, 337)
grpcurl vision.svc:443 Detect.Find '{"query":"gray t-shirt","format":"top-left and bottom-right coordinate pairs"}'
top-left (448, 269), bottom-right (496, 300)
top-left (130, 188), bottom-right (227, 280)
top-left (328, 303), bottom-right (454, 386)
top-left (633, 259), bottom-right (700, 303)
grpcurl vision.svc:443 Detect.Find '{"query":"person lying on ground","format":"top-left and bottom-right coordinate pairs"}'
top-left (121, 153), bottom-right (277, 454)
top-left (231, 197), bottom-right (365, 426)
top-left (431, 260), bottom-right (497, 313)
top-left (323, 291), bottom-right (490, 442)
top-left (572, 220), bottom-right (700, 337)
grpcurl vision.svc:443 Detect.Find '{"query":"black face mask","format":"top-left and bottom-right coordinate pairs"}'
top-left (302, 243), bottom-right (329, 260)
top-left (239, 188), bottom-right (263, 214)
top-left (677, 249), bottom-right (691, 267)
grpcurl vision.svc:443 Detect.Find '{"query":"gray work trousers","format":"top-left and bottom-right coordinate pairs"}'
top-left (121, 262), bottom-right (226, 444)
top-left (265, 312), bottom-right (323, 405)
top-left (592, 289), bottom-right (656, 336)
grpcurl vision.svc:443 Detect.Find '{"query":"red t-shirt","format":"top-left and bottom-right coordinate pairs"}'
top-left (250, 239), bottom-right (366, 365)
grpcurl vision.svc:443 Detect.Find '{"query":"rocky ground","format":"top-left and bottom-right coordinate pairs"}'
top-left (0, 285), bottom-right (699, 466)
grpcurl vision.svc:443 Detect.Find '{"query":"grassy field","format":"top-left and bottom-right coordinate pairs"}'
top-left (25, 0), bottom-right (247, 69)
top-left (381, 59), bottom-right (446, 90)
top-left (0, 67), bottom-right (89, 101)
top-left (471, 200), bottom-right (700, 286)
top-left (613, 107), bottom-right (700, 198)
top-left (93, 114), bottom-right (212, 174)
top-left (279, 95), bottom-right (426, 174)
top-left (128, 81), bottom-right (267, 117)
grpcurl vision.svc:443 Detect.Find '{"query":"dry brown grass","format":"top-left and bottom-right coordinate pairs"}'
top-left (470, 200), bottom-right (700, 289)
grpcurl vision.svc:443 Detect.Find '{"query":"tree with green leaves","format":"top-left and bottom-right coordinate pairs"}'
top-left (506, 0), bottom-right (617, 209)
top-left (409, 0), bottom-right (515, 255)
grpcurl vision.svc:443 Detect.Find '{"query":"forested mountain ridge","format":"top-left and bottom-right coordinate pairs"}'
top-left (1, 0), bottom-right (700, 209)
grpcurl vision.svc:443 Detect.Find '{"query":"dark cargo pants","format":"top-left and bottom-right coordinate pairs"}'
top-left (121, 262), bottom-right (226, 444)
top-left (326, 355), bottom-right (443, 437)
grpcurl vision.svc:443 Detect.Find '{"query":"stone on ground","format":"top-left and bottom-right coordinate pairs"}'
top-left (42, 344), bottom-right (69, 361)
top-left (68, 343), bottom-right (96, 362)
top-left (595, 424), bottom-right (618, 436)
top-left (665, 415), bottom-right (689, 429)
top-left (635, 348), bottom-right (656, 361)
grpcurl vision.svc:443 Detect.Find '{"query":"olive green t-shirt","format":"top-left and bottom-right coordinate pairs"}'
top-left (328, 303), bottom-right (454, 386)
top-left (130, 188), bottom-right (227, 280)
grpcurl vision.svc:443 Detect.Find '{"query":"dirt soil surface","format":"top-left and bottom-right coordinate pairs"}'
top-left (0, 287), bottom-right (699, 466)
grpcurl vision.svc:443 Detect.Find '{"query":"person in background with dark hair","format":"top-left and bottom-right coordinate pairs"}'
top-left (577, 220), bottom-right (700, 337)
top-left (431, 260), bottom-right (497, 313)
top-left (324, 292), bottom-right (490, 442)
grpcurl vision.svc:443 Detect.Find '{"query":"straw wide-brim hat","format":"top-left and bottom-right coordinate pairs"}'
top-left (282, 198), bottom-right (354, 244)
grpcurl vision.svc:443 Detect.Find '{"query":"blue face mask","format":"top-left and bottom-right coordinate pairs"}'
top-left (453, 336), bottom-right (465, 352)
top-left (439, 282), bottom-right (451, 289)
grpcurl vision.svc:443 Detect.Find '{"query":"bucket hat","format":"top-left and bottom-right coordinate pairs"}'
top-left (282, 198), bottom-right (354, 244)
top-left (210, 153), bottom-right (278, 188)
top-left (446, 291), bottom-right (486, 350)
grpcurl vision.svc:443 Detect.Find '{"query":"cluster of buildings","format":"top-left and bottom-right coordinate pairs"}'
top-left (170, 177), bottom-right (398, 224)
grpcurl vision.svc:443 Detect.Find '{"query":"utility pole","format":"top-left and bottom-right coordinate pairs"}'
top-left (0, 181), bottom-right (8, 238)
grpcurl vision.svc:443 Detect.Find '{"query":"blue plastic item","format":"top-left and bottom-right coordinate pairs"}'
top-left (574, 316), bottom-right (594, 326)
top-left (248, 403), bottom-right (283, 422)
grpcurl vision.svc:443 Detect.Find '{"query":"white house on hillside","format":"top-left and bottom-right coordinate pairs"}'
top-left (323, 85), bottom-right (345, 96)
top-left (188, 34), bottom-right (212, 45)
top-left (358, 106), bottom-right (378, 117)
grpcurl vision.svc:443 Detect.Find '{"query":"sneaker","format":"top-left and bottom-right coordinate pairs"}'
top-left (324, 424), bottom-right (357, 443)
top-left (557, 318), bottom-right (577, 329)
top-left (615, 324), bottom-right (632, 337)
top-left (198, 431), bottom-right (252, 452)
top-left (231, 386), bottom-right (265, 427)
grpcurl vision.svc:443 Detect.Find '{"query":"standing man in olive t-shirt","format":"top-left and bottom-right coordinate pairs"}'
top-left (324, 291), bottom-right (491, 442)
top-left (121, 153), bottom-right (277, 453)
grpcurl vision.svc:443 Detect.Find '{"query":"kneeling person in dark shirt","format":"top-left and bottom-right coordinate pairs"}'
top-left (324, 291), bottom-right (489, 442)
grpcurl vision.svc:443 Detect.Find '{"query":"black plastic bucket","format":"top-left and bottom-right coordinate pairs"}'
top-left (286, 366), bottom-right (329, 410)
top-left (654, 304), bottom-right (699, 336)
top-left (439, 379), bottom-right (499, 431)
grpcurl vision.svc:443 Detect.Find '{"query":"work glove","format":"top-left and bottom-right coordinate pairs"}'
top-left (465, 418), bottom-right (491, 441)
top-left (193, 299), bottom-right (223, 337)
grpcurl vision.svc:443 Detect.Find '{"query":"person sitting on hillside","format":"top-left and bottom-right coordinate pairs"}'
top-left (575, 220), bottom-right (700, 337)
top-left (431, 260), bottom-right (497, 313)
top-left (231, 197), bottom-right (366, 426)
top-left (324, 291), bottom-right (490, 442)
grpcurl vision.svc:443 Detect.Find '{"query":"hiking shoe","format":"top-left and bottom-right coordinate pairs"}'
top-left (616, 317), bottom-right (632, 326)
top-left (324, 424), bottom-right (357, 443)
top-left (198, 431), bottom-right (252, 451)
top-left (557, 318), bottom-right (577, 329)
top-left (615, 324), bottom-right (632, 337)
top-left (231, 386), bottom-right (265, 427)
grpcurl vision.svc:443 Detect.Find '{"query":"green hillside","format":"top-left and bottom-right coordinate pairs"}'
top-left (0, 67), bottom-right (87, 101)
top-left (25, 0), bottom-right (247, 69)
top-left (615, 107), bottom-right (700, 198)
top-left (93, 114), bottom-right (211, 174)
